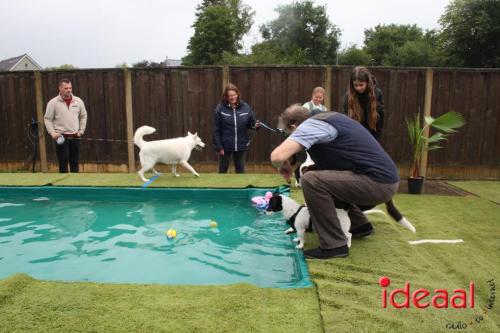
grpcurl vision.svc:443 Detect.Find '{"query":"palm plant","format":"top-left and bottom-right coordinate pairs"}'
top-left (406, 111), bottom-right (466, 179)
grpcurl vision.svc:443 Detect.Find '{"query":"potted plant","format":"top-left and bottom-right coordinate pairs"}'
top-left (406, 111), bottom-right (465, 194)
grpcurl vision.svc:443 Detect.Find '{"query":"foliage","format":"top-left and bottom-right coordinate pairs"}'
top-left (364, 24), bottom-right (443, 66)
top-left (132, 60), bottom-right (165, 68)
top-left (439, 0), bottom-right (500, 67)
top-left (45, 64), bottom-right (78, 70)
top-left (406, 111), bottom-right (465, 178)
top-left (182, 0), bottom-right (254, 65)
top-left (337, 45), bottom-right (372, 66)
top-left (252, 0), bottom-right (340, 65)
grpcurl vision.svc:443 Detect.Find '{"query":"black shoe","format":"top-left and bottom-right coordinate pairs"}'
top-left (350, 222), bottom-right (374, 238)
top-left (304, 245), bottom-right (349, 259)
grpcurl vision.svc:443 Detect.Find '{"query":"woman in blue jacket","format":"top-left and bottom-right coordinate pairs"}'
top-left (213, 83), bottom-right (258, 173)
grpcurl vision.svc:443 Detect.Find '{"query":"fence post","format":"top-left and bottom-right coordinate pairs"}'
top-left (124, 68), bottom-right (135, 172)
top-left (34, 71), bottom-right (48, 172)
top-left (420, 68), bottom-right (434, 178)
top-left (323, 66), bottom-right (332, 111)
top-left (222, 65), bottom-right (229, 90)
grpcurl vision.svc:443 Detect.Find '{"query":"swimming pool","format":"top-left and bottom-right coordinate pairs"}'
top-left (0, 187), bottom-right (311, 288)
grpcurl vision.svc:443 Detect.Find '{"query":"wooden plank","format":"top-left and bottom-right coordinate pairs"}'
top-left (124, 69), bottom-right (135, 172)
top-left (419, 68), bottom-right (433, 177)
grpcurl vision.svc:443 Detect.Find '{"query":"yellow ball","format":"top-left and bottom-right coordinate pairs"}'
top-left (166, 229), bottom-right (177, 238)
top-left (209, 221), bottom-right (218, 228)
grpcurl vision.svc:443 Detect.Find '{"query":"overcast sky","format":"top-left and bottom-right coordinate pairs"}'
top-left (0, 0), bottom-right (450, 68)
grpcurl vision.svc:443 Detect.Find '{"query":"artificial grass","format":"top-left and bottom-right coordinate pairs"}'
top-left (296, 192), bottom-right (500, 333)
top-left (1, 174), bottom-right (499, 332)
top-left (0, 173), bottom-right (286, 188)
top-left (0, 275), bottom-right (321, 333)
top-left (448, 181), bottom-right (500, 204)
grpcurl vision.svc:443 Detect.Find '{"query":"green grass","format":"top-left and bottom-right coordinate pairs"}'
top-left (0, 172), bottom-right (286, 188)
top-left (1, 174), bottom-right (499, 332)
top-left (0, 275), bottom-right (321, 333)
top-left (448, 181), bottom-right (500, 204)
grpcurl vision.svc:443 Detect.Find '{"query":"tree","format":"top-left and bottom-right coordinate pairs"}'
top-left (337, 45), bottom-right (372, 66)
top-left (439, 0), bottom-right (500, 67)
top-left (363, 24), bottom-right (444, 66)
top-left (132, 60), bottom-right (165, 68)
top-left (253, 0), bottom-right (341, 64)
top-left (182, 0), bottom-right (254, 65)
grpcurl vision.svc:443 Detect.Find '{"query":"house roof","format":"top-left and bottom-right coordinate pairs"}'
top-left (0, 53), bottom-right (42, 71)
top-left (165, 59), bottom-right (182, 67)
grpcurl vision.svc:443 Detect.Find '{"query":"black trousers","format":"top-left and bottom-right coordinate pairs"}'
top-left (218, 151), bottom-right (246, 174)
top-left (55, 138), bottom-right (80, 173)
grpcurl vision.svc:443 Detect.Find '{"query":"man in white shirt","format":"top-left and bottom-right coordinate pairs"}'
top-left (44, 79), bottom-right (87, 173)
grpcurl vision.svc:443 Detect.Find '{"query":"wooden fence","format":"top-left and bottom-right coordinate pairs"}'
top-left (0, 66), bottom-right (499, 179)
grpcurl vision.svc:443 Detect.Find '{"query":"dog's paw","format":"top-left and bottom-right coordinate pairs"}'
top-left (194, 173), bottom-right (200, 177)
top-left (285, 228), bottom-right (294, 234)
top-left (293, 237), bottom-right (299, 242)
top-left (295, 243), bottom-right (304, 249)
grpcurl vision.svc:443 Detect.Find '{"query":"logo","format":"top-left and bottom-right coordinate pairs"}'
top-left (379, 276), bottom-right (475, 309)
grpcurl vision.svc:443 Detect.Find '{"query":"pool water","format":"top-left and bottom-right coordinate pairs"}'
top-left (0, 187), bottom-right (311, 288)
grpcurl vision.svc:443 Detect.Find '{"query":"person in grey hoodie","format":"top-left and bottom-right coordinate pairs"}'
top-left (44, 78), bottom-right (87, 173)
top-left (213, 83), bottom-right (259, 173)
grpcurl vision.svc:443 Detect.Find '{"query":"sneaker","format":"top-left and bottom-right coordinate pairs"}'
top-left (350, 222), bottom-right (374, 238)
top-left (304, 245), bottom-right (349, 259)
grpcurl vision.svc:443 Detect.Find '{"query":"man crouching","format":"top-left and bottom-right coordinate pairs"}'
top-left (270, 105), bottom-right (399, 259)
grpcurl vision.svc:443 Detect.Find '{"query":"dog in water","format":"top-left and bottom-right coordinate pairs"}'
top-left (133, 126), bottom-right (205, 182)
top-left (266, 193), bottom-right (352, 249)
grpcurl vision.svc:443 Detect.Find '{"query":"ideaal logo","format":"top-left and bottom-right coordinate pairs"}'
top-left (379, 276), bottom-right (474, 309)
top-left (378, 277), bottom-right (496, 330)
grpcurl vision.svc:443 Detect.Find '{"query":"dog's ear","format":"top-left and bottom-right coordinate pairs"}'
top-left (267, 195), bottom-right (283, 212)
top-left (193, 132), bottom-right (198, 137)
top-left (187, 131), bottom-right (193, 136)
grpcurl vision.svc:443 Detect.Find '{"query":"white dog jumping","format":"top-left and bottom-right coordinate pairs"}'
top-left (133, 126), bottom-right (205, 182)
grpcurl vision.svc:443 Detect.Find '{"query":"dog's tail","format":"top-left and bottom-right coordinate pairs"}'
top-left (133, 126), bottom-right (156, 149)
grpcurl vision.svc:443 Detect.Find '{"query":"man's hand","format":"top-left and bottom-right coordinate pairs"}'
top-left (51, 132), bottom-right (61, 140)
top-left (278, 160), bottom-right (293, 183)
top-left (219, 149), bottom-right (224, 156)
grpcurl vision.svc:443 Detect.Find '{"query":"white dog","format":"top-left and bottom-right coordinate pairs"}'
top-left (266, 193), bottom-right (352, 249)
top-left (133, 126), bottom-right (205, 182)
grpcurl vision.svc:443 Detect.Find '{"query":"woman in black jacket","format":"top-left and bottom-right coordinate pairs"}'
top-left (213, 83), bottom-right (258, 173)
top-left (342, 66), bottom-right (384, 141)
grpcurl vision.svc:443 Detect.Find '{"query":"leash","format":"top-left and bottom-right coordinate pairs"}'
top-left (142, 174), bottom-right (159, 188)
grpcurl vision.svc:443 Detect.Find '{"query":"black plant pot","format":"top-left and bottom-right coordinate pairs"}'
top-left (407, 177), bottom-right (425, 194)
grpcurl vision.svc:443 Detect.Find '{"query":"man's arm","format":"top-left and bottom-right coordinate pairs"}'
top-left (270, 139), bottom-right (303, 168)
top-left (78, 99), bottom-right (87, 136)
top-left (44, 99), bottom-right (58, 139)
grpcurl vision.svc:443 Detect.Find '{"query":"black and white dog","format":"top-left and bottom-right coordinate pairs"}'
top-left (266, 193), bottom-right (352, 249)
top-left (266, 192), bottom-right (415, 249)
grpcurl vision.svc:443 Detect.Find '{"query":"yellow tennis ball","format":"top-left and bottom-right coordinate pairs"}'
top-left (166, 229), bottom-right (177, 238)
top-left (209, 221), bottom-right (218, 228)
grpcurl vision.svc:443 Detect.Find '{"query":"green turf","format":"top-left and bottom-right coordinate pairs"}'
top-left (296, 192), bottom-right (500, 333)
top-left (0, 173), bottom-right (286, 188)
top-left (448, 181), bottom-right (500, 204)
top-left (1, 174), bottom-right (499, 332)
top-left (0, 275), bottom-right (321, 333)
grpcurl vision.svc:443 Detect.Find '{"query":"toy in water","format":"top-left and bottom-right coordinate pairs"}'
top-left (209, 220), bottom-right (218, 228)
top-left (166, 229), bottom-right (177, 239)
top-left (251, 191), bottom-right (273, 210)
